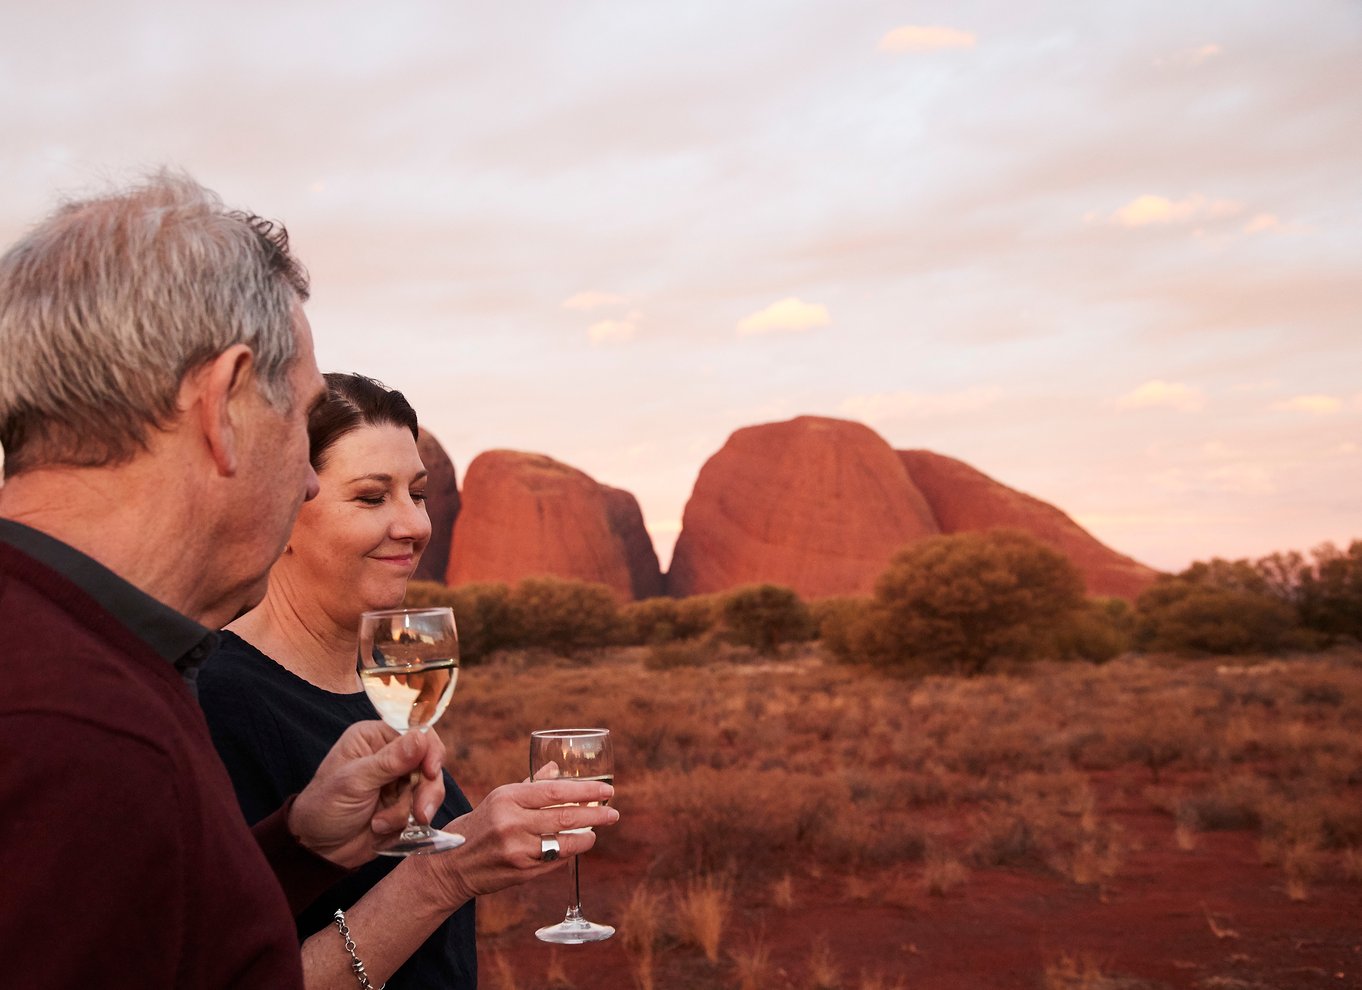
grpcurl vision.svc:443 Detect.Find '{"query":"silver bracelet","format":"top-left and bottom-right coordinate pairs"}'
top-left (331, 909), bottom-right (385, 990)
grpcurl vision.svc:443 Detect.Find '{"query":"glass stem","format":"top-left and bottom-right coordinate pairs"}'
top-left (565, 856), bottom-right (584, 925)
top-left (405, 767), bottom-right (421, 832)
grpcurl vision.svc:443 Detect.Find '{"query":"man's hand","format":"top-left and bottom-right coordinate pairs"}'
top-left (288, 721), bottom-right (446, 868)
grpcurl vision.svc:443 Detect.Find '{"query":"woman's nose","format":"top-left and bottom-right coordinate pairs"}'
top-left (391, 494), bottom-right (432, 543)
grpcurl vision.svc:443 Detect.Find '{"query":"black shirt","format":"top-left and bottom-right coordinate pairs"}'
top-left (199, 630), bottom-right (478, 989)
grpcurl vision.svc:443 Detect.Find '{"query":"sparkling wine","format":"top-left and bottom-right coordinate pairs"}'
top-left (359, 659), bottom-right (458, 731)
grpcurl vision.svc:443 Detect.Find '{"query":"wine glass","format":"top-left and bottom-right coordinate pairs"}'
top-left (357, 606), bottom-right (465, 856)
top-left (530, 728), bottom-right (615, 943)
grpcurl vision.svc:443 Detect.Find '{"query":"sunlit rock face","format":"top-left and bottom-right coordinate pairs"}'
top-left (445, 450), bottom-right (657, 601)
top-left (897, 449), bottom-right (1159, 601)
top-left (667, 416), bottom-right (941, 599)
top-left (414, 428), bottom-right (460, 584)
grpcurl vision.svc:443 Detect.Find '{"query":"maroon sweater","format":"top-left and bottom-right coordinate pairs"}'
top-left (0, 541), bottom-right (341, 987)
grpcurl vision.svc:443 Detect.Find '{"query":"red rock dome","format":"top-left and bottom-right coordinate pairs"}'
top-left (898, 449), bottom-right (1159, 600)
top-left (667, 416), bottom-right (940, 599)
top-left (445, 450), bottom-right (659, 601)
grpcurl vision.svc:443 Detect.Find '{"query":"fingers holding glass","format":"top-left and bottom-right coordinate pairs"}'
top-left (529, 728), bottom-right (615, 943)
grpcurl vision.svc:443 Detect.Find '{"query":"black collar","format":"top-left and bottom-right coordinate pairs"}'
top-left (0, 518), bottom-right (218, 690)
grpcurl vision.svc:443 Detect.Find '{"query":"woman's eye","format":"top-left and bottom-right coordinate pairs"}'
top-left (411, 492), bottom-right (428, 504)
top-left (357, 495), bottom-right (385, 506)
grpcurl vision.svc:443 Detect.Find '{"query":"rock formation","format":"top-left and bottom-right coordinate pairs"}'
top-left (445, 450), bottom-right (661, 600)
top-left (413, 428), bottom-right (460, 584)
top-left (667, 416), bottom-right (941, 599)
top-left (897, 450), bottom-right (1159, 600)
top-left (603, 486), bottom-right (665, 599)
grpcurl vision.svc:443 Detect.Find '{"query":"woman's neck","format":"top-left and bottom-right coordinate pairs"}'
top-left (227, 581), bottom-right (361, 695)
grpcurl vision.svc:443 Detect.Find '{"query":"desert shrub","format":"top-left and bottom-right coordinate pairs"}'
top-left (811, 596), bottom-right (874, 662)
top-left (617, 594), bottom-right (721, 646)
top-left (1053, 597), bottom-right (1134, 662)
top-left (620, 596), bottom-right (684, 644)
top-left (506, 576), bottom-right (620, 655)
top-left (855, 530), bottom-right (1087, 675)
top-left (1295, 541), bottom-right (1362, 643)
top-left (1135, 577), bottom-right (1298, 655)
top-left (719, 584), bottom-right (815, 654)
top-left (673, 594), bottom-right (722, 638)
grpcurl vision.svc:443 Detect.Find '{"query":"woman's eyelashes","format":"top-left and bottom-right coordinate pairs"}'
top-left (353, 488), bottom-right (427, 506)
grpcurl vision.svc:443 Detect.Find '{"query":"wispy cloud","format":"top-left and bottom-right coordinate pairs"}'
top-left (736, 297), bottom-right (830, 336)
top-left (587, 310), bottom-right (641, 345)
top-left (1271, 394), bottom-right (1342, 415)
top-left (840, 386), bottom-right (1003, 424)
top-left (562, 290), bottom-right (629, 311)
top-left (1116, 380), bottom-right (1206, 412)
top-left (1106, 194), bottom-right (1244, 228)
top-left (877, 25), bottom-right (976, 53)
top-left (1181, 43), bottom-right (1223, 65)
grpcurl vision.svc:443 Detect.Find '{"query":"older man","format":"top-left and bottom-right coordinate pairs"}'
top-left (0, 173), bottom-right (444, 987)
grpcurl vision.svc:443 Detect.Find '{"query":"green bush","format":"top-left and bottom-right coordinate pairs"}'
top-left (1135, 579), bottom-right (1298, 655)
top-left (812, 596), bottom-right (875, 664)
top-left (718, 584), bottom-right (814, 655)
top-left (507, 576), bottom-right (620, 655)
top-left (1053, 597), bottom-right (1134, 662)
top-left (855, 529), bottom-right (1086, 675)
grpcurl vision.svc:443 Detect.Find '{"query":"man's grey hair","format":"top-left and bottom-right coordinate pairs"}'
top-left (0, 170), bottom-right (310, 477)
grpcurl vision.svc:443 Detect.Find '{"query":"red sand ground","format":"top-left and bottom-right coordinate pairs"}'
top-left (483, 770), bottom-right (1362, 989)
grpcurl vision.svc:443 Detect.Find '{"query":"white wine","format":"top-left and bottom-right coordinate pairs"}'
top-left (549, 774), bottom-right (614, 834)
top-left (359, 659), bottom-right (458, 731)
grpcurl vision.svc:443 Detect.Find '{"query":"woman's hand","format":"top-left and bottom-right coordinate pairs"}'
top-left (409, 779), bottom-right (618, 910)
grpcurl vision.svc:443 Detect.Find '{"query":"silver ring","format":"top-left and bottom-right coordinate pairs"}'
top-left (539, 834), bottom-right (561, 863)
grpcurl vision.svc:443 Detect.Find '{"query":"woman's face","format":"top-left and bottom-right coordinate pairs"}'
top-left (283, 422), bottom-right (431, 622)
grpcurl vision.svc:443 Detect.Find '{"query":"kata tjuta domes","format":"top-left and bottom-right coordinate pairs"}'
top-left (444, 450), bottom-right (662, 601)
top-left (667, 417), bottom-right (941, 599)
top-left (667, 415), bottom-right (1158, 601)
top-left (429, 415), bottom-right (1159, 602)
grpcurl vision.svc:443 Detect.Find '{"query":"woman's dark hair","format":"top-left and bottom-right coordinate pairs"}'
top-left (308, 372), bottom-right (419, 471)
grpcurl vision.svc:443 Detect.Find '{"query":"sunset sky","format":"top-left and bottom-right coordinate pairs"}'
top-left (3, 1), bottom-right (1359, 574)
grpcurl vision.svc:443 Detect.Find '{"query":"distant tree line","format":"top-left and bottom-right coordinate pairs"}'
top-left (404, 532), bottom-right (1362, 673)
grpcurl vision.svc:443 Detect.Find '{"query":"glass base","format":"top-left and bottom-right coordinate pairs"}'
top-left (377, 827), bottom-right (465, 857)
top-left (536, 919), bottom-right (615, 944)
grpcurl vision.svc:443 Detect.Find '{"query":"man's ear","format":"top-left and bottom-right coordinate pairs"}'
top-left (186, 344), bottom-right (256, 478)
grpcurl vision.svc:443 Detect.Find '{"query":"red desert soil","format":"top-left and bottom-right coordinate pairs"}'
top-left (481, 771), bottom-right (1362, 989)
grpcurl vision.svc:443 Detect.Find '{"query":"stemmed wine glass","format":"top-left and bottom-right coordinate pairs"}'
top-left (357, 606), bottom-right (465, 856)
top-left (530, 728), bottom-right (615, 943)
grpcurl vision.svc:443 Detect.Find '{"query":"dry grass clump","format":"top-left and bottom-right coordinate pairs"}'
top-left (805, 936), bottom-right (842, 989)
top-left (674, 874), bottom-right (731, 963)
top-left (920, 846), bottom-right (969, 896)
top-left (621, 881), bottom-right (667, 989)
top-left (729, 934), bottom-right (775, 990)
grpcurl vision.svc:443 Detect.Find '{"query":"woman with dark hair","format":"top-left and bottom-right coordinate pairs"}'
top-left (199, 373), bottom-right (617, 988)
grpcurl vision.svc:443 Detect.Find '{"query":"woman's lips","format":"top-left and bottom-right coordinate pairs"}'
top-left (371, 553), bottom-right (415, 567)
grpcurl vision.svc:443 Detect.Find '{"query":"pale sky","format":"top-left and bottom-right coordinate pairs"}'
top-left (3, 0), bottom-right (1359, 573)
